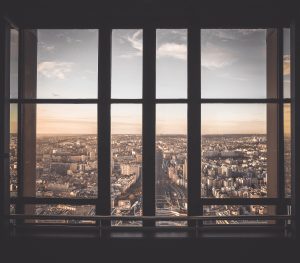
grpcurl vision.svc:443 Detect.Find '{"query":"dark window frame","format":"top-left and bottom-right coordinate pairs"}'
top-left (0, 17), bottom-right (297, 236)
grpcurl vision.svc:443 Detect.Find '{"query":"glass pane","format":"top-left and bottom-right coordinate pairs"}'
top-left (112, 30), bottom-right (143, 98)
top-left (283, 28), bottom-right (291, 98)
top-left (201, 29), bottom-right (267, 98)
top-left (36, 29), bottom-right (98, 98)
top-left (156, 104), bottom-right (187, 226)
top-left (10, 29), bottom-right (18, 98)
top-left (111, 104), bottom-right (142, 226)
top-left (10, 104), bottom-right (18, 197)
top-left (201, 104), bottom-right (272, 198)
top-left (32, 104), bottom-right (97, 198)
top-left (203, 205), bottom-right (276, 225)
top-left (156, 29), bottom-right (187, 98)
top-left (284, 104), bottom-right (291, 197)
top-left (27, 205), bottom-right (95, 224)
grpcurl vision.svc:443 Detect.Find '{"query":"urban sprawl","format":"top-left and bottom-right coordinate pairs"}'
top-left (9, 133), bottom-right (284, 225)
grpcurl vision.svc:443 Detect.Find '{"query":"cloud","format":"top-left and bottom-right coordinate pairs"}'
top-left (37, 61), bottom-right (74, 79)
top-left (66, 37), bottom-right (82, 43)
top-left (170, 30), bottom-right (187, 41)
top-left (201, 43), bottom-right (237, 70)
top-left (237, 29), bottom-right (265, 35)
top-left (208, 30), bottom-right (238, 41)
top-left (56, 32), bottom-right (82, 44)
top-left (157, 43), bottom-right (187, 60)
top-left (127, 30), bottom-right (143, 52)
top-left (44, 45), bottom-right (55, 51)
top-left (39, 41), bottom-right (55, 51)
top-left (121, 30), bottom-right (187, 61)
top-left (119, 30), bottom-right (143, 58)
top-left (203, 29), bottom-right (264, 43)
top-left (219, 73), bottom-right (247, 81)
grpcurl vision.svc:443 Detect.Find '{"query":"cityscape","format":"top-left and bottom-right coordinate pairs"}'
top-left (8, 28), bottom-right (291, 226)
top-left (201, 134), bottom-right (269, 224)
top-left (9, 132), bottom-right (279, 225)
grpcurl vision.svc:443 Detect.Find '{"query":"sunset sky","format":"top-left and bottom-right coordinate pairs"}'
top-left (10, 28), bottom-right (290, 135)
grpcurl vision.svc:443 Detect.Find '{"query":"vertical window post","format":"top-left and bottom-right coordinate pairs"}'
top-left (276, 28), bottom-right (286, 219)
top-left (143, 27), bottom-right (156, 227)
top-left (0, 18), bottom-right (11, 238)
top-left (266, 29), bottom-right (279, 202)
top-left (17, 30), bottom-right (37, 218)
top-left (98, 27), bottom-right (112, 225)
top-left (187, 26), bottom-right (201, 226)
top-left (291, 21), bottom-right (300, 239)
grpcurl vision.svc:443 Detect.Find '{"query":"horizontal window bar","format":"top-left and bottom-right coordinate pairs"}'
top-left (19, 20), bottom-right (291, 30)
top-left (110, 99), bottom-right (144, 103)
top-left (200, 99), bottom-right (289, 103)
top-left (10, 197), bottom-right (291, 206)
top-left (7, 214), bottom-right (293, 221)
top-left (9, 99), bottom-right (99, 104)
top-left (15, 224), bottom-right (287, 230)
top-left (10, 197), bottom-right (291, 205)
top-left (9, 98), bottom-right (291, 104)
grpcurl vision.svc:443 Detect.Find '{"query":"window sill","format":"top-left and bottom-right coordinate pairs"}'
top-left (9, 224), bottom-right (293, 240)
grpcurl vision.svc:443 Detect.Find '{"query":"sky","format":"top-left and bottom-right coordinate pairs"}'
top-left (10, 28), bottom-right (290, 135)
top-left (112, 29), bottom-right (143, 98)
top-left (283, 28), bottom-right (291, 98)
top-left (111, 104), bottom-right (142, 134)
top-left (284, 104), bottom-right (291, 138)
top-left (156, 104), bottom-right (187, 134)
top-left (10, 29), bottom-right (18, 99)
top-left (201, 29), bottom-right (266, 98)
top-left (201, 104), bottom-right (266, 134)
top-left (36, 104), bottom-right (97, 135)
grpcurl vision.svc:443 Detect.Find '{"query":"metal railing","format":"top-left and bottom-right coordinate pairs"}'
top-left (5, 214), bottom-right (294, 239)
top-left (8, 214), bottom-right (293, 222)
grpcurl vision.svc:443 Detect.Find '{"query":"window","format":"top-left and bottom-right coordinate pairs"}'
top-left (2, 25), bottom-right (293, 234)
top-left (200, 29), bottom-right (290, 224)
top-left (111, 104), bottom-right (143, 226)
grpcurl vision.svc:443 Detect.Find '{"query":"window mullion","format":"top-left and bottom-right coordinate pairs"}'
top-left (291, 21), bottom-right (300, 239)
top-left (142, 27), bottom-right (156, 227)
top-left (16, 29), bottom-right (25, 217)
top-left (0, 19), bottom-right (11, 237)
top-left (97, 27), bottom-right (111, 222)
top-left (188, 27), bottom-right (201, 226)
top-left (277, 28), bottom-right (286, 220)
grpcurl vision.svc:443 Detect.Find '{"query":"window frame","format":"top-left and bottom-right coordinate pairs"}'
top-left (0, 19), bottom-right (295, 234)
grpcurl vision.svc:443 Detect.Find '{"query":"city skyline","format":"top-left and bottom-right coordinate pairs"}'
top-left (9, 132), bottom-right (271, 224)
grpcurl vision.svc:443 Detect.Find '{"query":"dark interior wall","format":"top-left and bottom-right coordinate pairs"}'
top-left (1, 1), bottom-right (300, 262)
top-left (1, 238), bottom-right (299, 263)
top-left (0, 0), bottom-right (298, 28)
